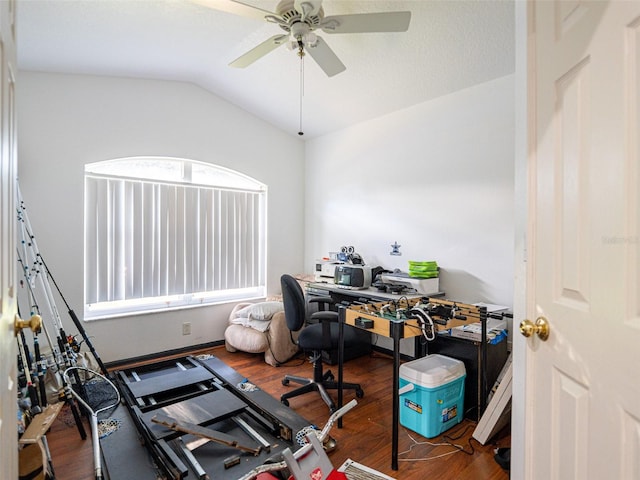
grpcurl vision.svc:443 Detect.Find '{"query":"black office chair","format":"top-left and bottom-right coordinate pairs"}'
top-left (280, 274), bottom-right (364, 412)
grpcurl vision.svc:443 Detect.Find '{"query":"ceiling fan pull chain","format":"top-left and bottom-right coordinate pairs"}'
top-left (298, 53), bottom-right (304, 136)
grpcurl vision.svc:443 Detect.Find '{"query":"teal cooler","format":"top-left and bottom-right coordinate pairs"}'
top-left (399, 354), bottom-right (466, 438)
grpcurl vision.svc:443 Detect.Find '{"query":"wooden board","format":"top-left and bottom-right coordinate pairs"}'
top-left (19, 402), bottom-right (64, 445)
top-left (151, 414), bottom-right (261, 455)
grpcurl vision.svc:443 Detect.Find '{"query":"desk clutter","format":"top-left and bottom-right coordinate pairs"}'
top-left (314, 248), bottom-right (440, 296)
top-left (343, 297), bottom-right (484, 342)
top-left (440, 303), bottom-right (511, 344)
top-left (372, 272), bottom-right (439, 296)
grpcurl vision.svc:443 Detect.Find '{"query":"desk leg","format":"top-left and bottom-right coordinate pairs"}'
top-left (337, 307), bottom-right (345, 429)
top-left (391, 322), bottom-right (401, 471)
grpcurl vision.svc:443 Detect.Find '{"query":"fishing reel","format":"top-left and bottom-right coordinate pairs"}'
top-left (67, 334), bottom-right (82, 353)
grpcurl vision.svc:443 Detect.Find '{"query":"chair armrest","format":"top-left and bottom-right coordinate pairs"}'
top-left (308, 295), bottom-right (336, 311)
top-left (308, 295), bottom-right (334, 304)
top-left (310, 310), bottom-right (338, 323)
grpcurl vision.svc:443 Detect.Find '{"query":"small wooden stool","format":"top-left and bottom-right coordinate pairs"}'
top-left (19, 402), bottom-right (64, 480)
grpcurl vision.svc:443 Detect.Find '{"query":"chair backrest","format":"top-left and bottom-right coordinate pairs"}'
top-left (280, 274), bottom-right (306, 333)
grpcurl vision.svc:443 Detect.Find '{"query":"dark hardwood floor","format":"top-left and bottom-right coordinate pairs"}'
top-left (45, 345), bottom-right (511, 480)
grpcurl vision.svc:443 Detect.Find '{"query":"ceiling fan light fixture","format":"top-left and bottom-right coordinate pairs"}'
top-left (302, 32), bottom-right (318, 47)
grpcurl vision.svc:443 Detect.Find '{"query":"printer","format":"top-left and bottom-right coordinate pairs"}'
top-left (314, 260), bottom-right (343, 281)
top-left (379, 272), bottom-right (440, 295)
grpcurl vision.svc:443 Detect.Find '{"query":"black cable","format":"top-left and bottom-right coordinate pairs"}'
top-left (395, 296), bottom-right (411, 309)
top-left (442, 424), bottom-right (479, 456)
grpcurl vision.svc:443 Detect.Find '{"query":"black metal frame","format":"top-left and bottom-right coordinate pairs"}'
top-left (109, 355), bottom-right (311, 479)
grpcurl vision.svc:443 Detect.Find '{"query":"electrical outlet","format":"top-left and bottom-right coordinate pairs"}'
top-left (182, 322), bottom-right (191, 335)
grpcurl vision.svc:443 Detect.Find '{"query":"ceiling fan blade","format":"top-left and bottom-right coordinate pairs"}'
top-left (229, 35), bottom-right (288, 68)
top-left (305, 37), bottom-right (346, 77)
top-left (321, 11), bottom-right (411, 34)
top-left (190, 0), bottom-right (276, 22)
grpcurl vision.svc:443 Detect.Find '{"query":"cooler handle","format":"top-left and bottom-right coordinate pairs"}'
top-left (398, 383), bottom-right (414, 396)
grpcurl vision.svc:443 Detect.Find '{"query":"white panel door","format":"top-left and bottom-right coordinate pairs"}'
top-left (524, 1), bottom-right (640, 478)
top-left (0, 0), bottom-right (18, 477)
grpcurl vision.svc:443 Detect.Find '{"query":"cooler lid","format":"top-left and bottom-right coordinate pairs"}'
top-left (399, 354), bottom-right (466, 387)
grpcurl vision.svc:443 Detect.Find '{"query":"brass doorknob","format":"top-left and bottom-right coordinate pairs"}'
top-left (519, 316), bottom-right (550, 341)
top-left (14, 314), bottom-right (42, 337)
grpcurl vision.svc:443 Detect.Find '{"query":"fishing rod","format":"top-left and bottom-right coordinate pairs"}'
top-left (16, 192), bottom-right (88, 439)
top-left (16, 197), bottom-right (79, 371)
top-left (17, 248), bottom-right (61, 366)
top-left (17, 263), bottom-right (87, 438)
top-left (16, 340), bottom-right (27, 389)
top-left (32, 332), bottom-right (48, 407)
top-left (17, 337), bottom-right (39, 407)
top-left (38, 254), bottom-right (107, 375)
top-left (17, 304), bottom-right (48, 407)
top-left (17, 272), bottom-right (53, 409)
top-left (15, 314), bottom-right (41, 409)
top-left (18, 329), bottom-right (33, 374)
top-left (17, 187), bottom-right (107, 376)
top-left (17, 198), bottom-right (60, 360)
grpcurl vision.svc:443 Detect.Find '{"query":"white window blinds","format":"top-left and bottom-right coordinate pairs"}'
top-left (84, 158), bottom-right (266, 319)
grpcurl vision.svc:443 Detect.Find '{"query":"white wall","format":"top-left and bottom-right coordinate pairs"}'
top-left (305, 75), bottom-right (514, 354)
top-left (17, 72), bottom-right (305, 363)
top-left (17, 72), bottom-right (515, 363)
top-left (305, 75), bottom-right (515, 307)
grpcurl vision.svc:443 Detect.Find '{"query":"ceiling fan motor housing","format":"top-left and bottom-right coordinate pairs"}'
top-left (276, 0), bottom-right (324, 33)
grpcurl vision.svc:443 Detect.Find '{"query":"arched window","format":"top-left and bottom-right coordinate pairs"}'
top-left (84, 157), bottom-right (267, 319)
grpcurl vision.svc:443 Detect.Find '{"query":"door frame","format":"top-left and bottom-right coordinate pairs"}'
top-left (511, 1), bottom-right (533, 478)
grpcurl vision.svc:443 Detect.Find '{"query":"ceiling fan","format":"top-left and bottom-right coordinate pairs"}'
top-left (193, 0), bottom-right (412, 77)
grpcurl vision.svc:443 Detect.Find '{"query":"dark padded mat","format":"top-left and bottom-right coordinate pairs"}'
top-left (199, 356), bottom-right (310, 442)
top-left (124, 365), bottom-right (214, 398)
top-left (100, 403), bottom-right (161, 480)
top-left (141, 389), bottom-right (247, 440)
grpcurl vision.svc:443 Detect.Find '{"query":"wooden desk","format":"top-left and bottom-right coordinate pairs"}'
top-left (337, 298), bottom-right (476, 471)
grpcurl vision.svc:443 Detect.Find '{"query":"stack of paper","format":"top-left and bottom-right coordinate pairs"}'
top-left (449, 318), bottom-right (507, 343)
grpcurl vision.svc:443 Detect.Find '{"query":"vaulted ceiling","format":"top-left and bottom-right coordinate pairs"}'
top-left (17, 0), bottom-right (515, 139)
